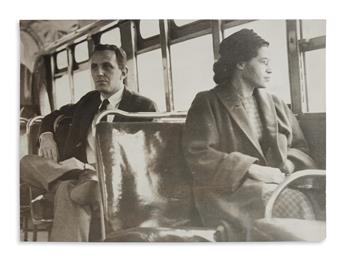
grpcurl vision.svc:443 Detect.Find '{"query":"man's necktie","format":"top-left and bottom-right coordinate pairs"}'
top-left (99, 99), bottom-right (110, 112)
top-left (99, 99), bottom-right (110, 121)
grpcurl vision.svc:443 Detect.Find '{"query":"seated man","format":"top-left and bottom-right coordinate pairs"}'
top-left (20, 44), bottom-right (157, 241)
top-left (183, 29), bottom-right (317, 240)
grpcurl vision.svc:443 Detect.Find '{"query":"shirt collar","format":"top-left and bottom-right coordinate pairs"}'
top-left (99, 87), bottom-right (124, 109)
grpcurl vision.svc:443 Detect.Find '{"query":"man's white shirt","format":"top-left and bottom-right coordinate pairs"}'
top-left (86, 87), bottom-right (124, 164)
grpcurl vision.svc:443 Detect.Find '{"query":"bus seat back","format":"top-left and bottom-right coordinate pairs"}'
top-left (297, 114), bottom-right (326, 169)
top-left (96, 121), bottom-right (201, 235)
top-left (27, 121), bottom-right (42, 155)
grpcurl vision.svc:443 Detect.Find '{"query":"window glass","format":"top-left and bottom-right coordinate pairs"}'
top-left (174, 20), bottom-right (197, 27)
top-left (73, 69), bottom-right (94, 102)
top-left (137, 49), bottom-right (166, 111)
top-left (171, 34), bottom-right (214, 111)
top-left (55, 74), bottom-right (71, 109)
top-left (75, 41), bottom-right (89, 63)
top-left (224, 20), bottom-right (291, 104)
top-left (304, 49), bottom-right (326, 112)
top-left (139, 20), bottom-right (160, 38)
top-left (56, 50), bottom-right (68, 70)
top-left (301, 20), bottom-right (326, 39)
top-left (100, 27), bottom-right (121, 47)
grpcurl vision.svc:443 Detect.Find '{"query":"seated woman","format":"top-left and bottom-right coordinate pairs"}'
top-left (183, 29), bottom-right (317, 240)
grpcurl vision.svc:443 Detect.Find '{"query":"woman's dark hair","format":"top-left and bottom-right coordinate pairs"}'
top-left (213, 29), bottom-right (269, 85)
top-left (93, 44), bottom-right (127, 72)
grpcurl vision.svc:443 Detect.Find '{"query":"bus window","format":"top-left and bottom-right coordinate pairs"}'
top-left (224, 20), bottom-right (291, 104)
top-left (170, 34), bottom-right (214, 111)
top-left (56, 50), bottom-right (68, 70)
top-left (174, 20), bottom-right (198, 27)
top-left (55, 74), bottom-right (72, 108)
top-left (100, 27), bottom-right (121, 47)
top-left (74, 41), bottom-right (89, 63)
top-left (73, 69), bottom-right (94, 102)
top-left (302, 20), bottom-right (326, 39)
top-left (139, 20), bottom-right (160, 38)
top-left (137, 49), bottom-right (166, 111)
top-left (305, 49), bottom-right (326, 112)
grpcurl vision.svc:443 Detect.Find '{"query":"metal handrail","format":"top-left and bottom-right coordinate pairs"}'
top-left (264, 169), bottom-right (326, 219)
top-left (94, 109), bottom-right (187, 125)
top-left (20, 117), bottom-right (29, 126)
top-left (26, 116), bottom-right (44, 155)
top-left (26, 116), bottom-right (44, 135)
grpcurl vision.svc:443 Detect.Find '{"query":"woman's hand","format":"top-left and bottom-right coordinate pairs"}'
top-left (285, 159), bottom-right (295, 174)
top-left (247, 164), bottom-right (285, 184)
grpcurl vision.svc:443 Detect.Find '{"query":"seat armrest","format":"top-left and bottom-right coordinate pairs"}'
top-left (265, 169), bottom-right (326, 219)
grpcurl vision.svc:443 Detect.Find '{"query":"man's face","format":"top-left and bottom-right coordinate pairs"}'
top-left (91, 50), bottom-right (126, 96)
top-left (242, 46), bottom-right (272, 88)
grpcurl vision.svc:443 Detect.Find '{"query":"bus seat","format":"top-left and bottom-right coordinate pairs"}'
top-left (250, 170), bottom-right (326, 241)
top-left (22, 115), bottom-right (72, 241)
top-left (20, 118), bottom-right (30, 240)
top-left (94, 111), bottom-right (327, 242)
top-left (21, 116), bottom-right (44, 241)
top-left (95, 119), bottom-right (219, 242)
top-left (27, 116), bottom-right (44, 155)
top-left (297, 113), bottom-right (326, 169)
top-left (20, 117), bottom-right (29, 159)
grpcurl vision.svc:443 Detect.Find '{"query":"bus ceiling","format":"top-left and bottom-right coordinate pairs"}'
top-left (20, 20), bottom-right (121, 68)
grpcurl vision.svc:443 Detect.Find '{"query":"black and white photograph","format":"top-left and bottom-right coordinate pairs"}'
top-left (3, 0), bottom-right (345, 259)
top-left (19, 19), bottom-right (326, 242)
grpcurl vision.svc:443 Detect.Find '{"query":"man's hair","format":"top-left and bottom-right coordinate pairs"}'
top-left (93, 44), bottom-right (127, 71)
top-left (213, 29), bottom-right (269, 85)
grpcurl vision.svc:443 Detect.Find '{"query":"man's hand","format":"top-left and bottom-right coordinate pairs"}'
top-left (59, 157), bottom-right (96, 171)
top-left (59, 157), bottom-right (84, 170)
top-left (39, 132), bottom-right (59, 161)
top-left (247, 164), bottom-right (285, 184)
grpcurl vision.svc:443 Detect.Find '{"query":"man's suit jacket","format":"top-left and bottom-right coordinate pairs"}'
top-left (183, 83), bottom-right (317, 192)
top-left (40, 88), bottom-right (157, 162)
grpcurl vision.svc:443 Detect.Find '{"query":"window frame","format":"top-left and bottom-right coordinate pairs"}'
top-left (45, 19), bottom-right (325, 114)
top-left (286, 20), bottom-right (326, 114)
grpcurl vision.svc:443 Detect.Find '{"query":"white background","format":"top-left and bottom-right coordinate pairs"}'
top-left (1, 0), bottom-right (343, 260)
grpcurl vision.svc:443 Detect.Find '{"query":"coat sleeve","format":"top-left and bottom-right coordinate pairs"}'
top-left (136, 98), bottom-right (157, 122)
top-left (39, 104), bottom-right (76, 135)
top-left (183, 92), bottom-right (258, 192)
top-left (145, 99), bottom-right (157, 112)
top-left (277, 101), bottom-right (317, 171)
